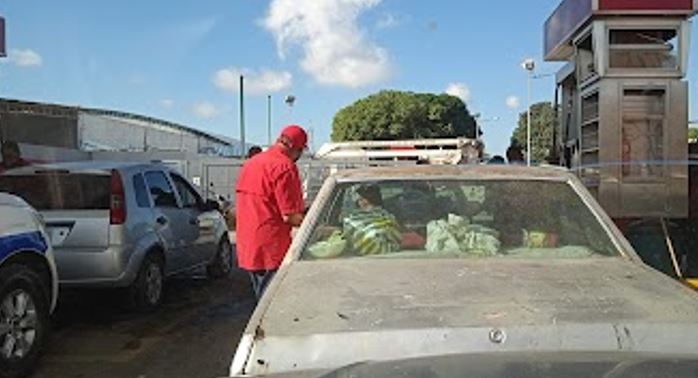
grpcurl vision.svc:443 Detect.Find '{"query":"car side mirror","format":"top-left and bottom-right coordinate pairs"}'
top-left (202, 199), bottom-right (220, 212)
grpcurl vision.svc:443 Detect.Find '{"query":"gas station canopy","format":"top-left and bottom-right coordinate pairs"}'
top-left (545, 0), bottom-right (697, 61)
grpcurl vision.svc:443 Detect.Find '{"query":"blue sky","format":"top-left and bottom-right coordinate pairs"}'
top-left (1, 0), bottom-right (697, 155)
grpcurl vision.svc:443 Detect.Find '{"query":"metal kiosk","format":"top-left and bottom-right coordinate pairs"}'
top-left (546, 0), bottom-right (698, 288)
top-left (546, 0), bottom-right (696, 218)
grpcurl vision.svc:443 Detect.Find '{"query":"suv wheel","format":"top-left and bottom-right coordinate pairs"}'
top-left (131, 254), bottom-right (164, 311)
top-left (0, 264), bottom-right (49, 378)
top-left (207, 238), bottom-right (234, 279)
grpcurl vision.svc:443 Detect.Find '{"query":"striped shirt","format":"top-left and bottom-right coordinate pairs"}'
top-left (343, 207), bottom-right (401, 256)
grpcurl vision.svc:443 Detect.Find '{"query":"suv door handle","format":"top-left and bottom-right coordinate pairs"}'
top-left (156, 216), bottom-right (168, 226)
top-left (189, 218), bottom-right (199, 226)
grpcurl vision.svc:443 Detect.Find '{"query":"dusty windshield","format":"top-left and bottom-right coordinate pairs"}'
top-left (304, 179), bottom-right (618, 260)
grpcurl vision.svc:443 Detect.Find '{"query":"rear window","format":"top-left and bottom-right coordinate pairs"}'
top-left (0, 173), bottom-right (111, 210)
top-left (303, 180), bottom-right (620, 260)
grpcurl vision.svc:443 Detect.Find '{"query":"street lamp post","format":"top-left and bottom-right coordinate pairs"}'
top-left (522, 58), bottom-right (536, 166)
top-left (284, 95), bottom-right (296, 122)
top-left (239, 75), bottom-right (246, 157)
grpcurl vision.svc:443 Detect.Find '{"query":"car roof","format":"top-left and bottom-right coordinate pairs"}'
top-left (0, 193), bottom-right (31, 208)
top-left (332, 164), bottom-right (572, 182)
top-left (2, 161), bottom-right (171, 175)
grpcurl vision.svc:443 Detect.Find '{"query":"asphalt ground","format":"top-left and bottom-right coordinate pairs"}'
top-left (30, 268), bottom-right (254, 378)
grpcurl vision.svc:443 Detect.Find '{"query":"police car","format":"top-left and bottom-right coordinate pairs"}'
top-left (0, 193), bottom-right (58, 378)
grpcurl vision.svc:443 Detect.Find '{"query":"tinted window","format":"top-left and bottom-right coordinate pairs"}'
top-left (304, 180), bottom-right (619, 260)
top-left (132, 174), bottom-right (150, 208)
top-left (171, 174), bottom-right (202, 208)
top-left (0, 174), bottom-right (110, 210)
top-left (144, 171), bottom-right (178, 208)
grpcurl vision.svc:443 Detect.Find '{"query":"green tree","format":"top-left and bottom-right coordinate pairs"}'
top-left (331, 90), bottom-right (478, 141)
top-left (689, 127), bottom-right (698, 142)
top-left (511, 102), bottom-right (556, 163)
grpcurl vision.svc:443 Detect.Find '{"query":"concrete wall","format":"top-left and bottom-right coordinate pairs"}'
top-left (80, 113), bottom-right (187, 152)
top-left (10, 143), bottom-right (89, 165)
top-left (78, 112), bottom-right (236, 155)
top-left (79, 113), bottom-right (147, 151)
top-left (1, 113), bottom-right (78, 149)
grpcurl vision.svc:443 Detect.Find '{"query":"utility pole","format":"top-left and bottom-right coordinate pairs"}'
top-left (0, 16), bottom-right (6, 145)
top-left (239, 75), bottom-right (246, 157)
top-left (522, 58), bottom-right (536, 166)
top-left (527, 71), bottom-right (532, 166)
top-left (267, 95), bottom-right (272, 146)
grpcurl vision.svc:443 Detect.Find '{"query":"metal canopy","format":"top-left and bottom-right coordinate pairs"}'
top-left (545, 0), bottom-right (697, 61)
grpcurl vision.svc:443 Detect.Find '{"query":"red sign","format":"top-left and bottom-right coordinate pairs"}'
top-left (599, 0), bottom-right (693, 11)
top-left (0, 17), bottom-right (5, 58)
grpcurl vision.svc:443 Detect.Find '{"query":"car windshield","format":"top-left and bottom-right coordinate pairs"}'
top-left (303, 179), bottom-right (619, 260)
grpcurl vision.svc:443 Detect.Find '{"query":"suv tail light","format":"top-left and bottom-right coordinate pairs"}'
top-left (110, 169), bottom-right (127, 225)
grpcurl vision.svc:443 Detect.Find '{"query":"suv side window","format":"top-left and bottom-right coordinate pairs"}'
top-left (144, 171), bottom-right (178, 208)
top-left (133, 173), bottom-right (151, 208)
top-left (171, 174), bottom-right (203, 209)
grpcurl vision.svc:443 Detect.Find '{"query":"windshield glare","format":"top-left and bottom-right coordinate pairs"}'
top-left (303, 180), bottom-right (619, 260)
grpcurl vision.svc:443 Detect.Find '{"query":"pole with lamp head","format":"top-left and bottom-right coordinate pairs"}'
top-left (239, 75), bottom-right (246, 157)
top-left (522, 58), bottom-right (535, 166)
top-left (284, 95), bottom-right (296, 122)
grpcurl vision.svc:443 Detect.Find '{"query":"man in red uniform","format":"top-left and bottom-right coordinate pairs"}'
top-left (235, 125), bottom-right (307, 299)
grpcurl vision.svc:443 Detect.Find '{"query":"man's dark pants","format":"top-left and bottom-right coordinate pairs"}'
top-left (248, 270), bottom-right (277, 300)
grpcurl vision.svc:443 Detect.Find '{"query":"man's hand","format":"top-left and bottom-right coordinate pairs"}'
top-left (283, 213), bottom-right (305, 227)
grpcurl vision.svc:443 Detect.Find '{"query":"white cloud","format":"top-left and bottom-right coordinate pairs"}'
top-left (263, 0), bottom-right (391, 88)
top-left (192, 102), bottom-right (219, 119)
top-left (376, 13), bottom-right (399, 29)
top-left (159, 99), bottom-right (174, 108)
top-left (9, 49), bottom-right (42, 67)
top-left (506, 95), bottom-right (521, 109)
top-left (445, 82), bottom-right (471, 103)
top-left (213, 67), bottom-right (292, 95)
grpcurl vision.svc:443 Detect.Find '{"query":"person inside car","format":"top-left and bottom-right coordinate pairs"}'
top-left (342, 185), bottom-right (402, 256)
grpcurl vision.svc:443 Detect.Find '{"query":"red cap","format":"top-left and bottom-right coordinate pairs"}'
top-left (280, 125), bottom-right (308, 149)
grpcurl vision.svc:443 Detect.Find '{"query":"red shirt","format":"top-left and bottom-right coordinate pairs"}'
top-left (235, 146), bottom-right (305, 271)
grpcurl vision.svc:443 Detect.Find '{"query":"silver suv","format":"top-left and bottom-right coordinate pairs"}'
top-left (0, 162), bottom-right (231, 309)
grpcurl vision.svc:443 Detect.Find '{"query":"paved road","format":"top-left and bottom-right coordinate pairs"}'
top-left (31, 270), bottom-right (255, 378)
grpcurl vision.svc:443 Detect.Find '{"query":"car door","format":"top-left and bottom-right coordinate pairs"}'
top-left (144, 170), bottom-right (193, 274)
top-left (170, 173), bottom-right (218, 266)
